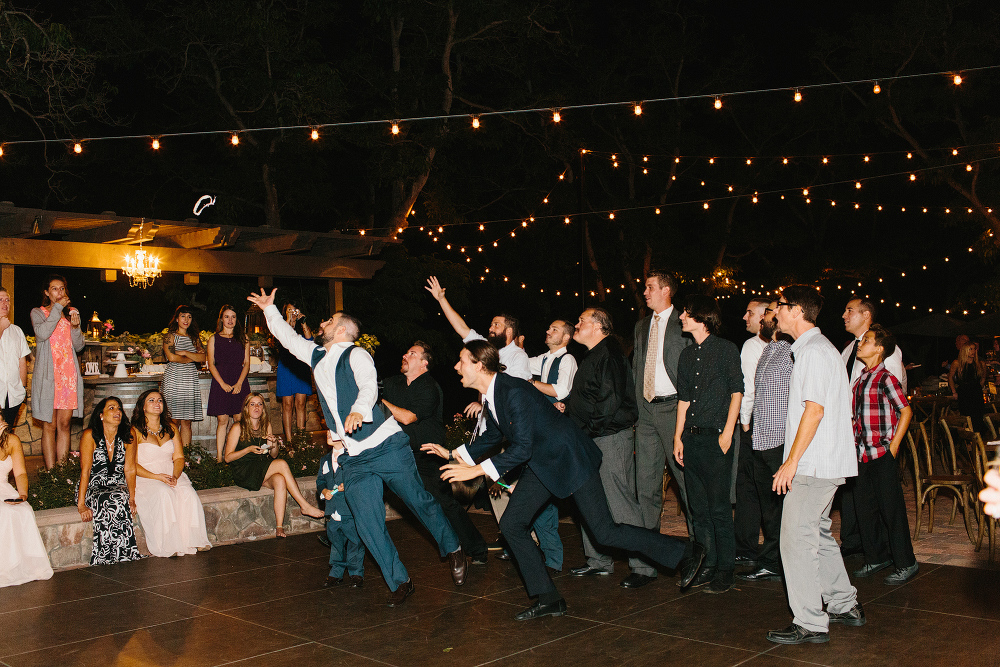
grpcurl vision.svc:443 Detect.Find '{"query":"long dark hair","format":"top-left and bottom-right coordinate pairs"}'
top-left (168, 305), bottom-right (203, 351)
top-left (215, 304), bottom-right (248, 345)
top-left (40, 273), bottom-right (71, 320)
top-left (282, 303), bottom-right (309, 337)
top-left (88, 397), bottom-right (132, 447)
top-left (130, 389), bottom-right (176, 439)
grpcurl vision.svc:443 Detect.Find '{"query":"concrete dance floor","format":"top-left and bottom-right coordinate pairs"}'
top-left (2, 508), bottom-right (999, 667)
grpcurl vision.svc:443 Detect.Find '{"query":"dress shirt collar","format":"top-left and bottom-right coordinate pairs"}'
top-left (791, 325), bottom-right (822, 351)
top-left (653, 305), bottom-right (674, 321)
top-left (479, 373), bottom-right (499, 434)
top-left (545, 346), bottom-right (568, 359)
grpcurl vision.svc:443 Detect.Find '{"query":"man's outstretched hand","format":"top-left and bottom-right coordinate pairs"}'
top-left (425, 276), bottom-right (445, 301)
top-left (247, 288), bottom-right (278, 310)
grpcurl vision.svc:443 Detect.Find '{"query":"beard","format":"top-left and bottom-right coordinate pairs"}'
top-left (759, 319), bottom-right (777, 340)
top-left (313, 331), bottom-right (327, 347)
top-left (487, 334), bottom-right (507, 349)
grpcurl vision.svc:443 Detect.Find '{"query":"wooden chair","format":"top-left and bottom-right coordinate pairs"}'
top-left (983, 412), bottom-right (1000, 441)
top-left (939, 415), bottom-right (975, 475)
top-left (909, 423), bottom-right (978, 544)
top-left (963, 429), bottom-right (999, 562)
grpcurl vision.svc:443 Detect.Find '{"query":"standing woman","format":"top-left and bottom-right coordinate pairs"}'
top-left (132, 389), bottom-right (211, 557)
top-left (224, 393), bottom-right (324, 537)
top-left (274, 303), bottom-right (314, 443)
top-left (207, 305), bottom-right (250, 461)
top-left (31, 274), bottom-right (85, 469)
top-left (77, 396), bottom-right (142, 565)
top-left (949, 342), bottom-right (988, 433)
top-left (161, 306), bottom-right (206, 448)
top-left (0, 414), bottom-right (54, 586)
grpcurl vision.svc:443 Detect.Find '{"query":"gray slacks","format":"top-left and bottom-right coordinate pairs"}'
top-left (780, 474), bottom-right (858, 632)
top-left (635, 398), bottom-right (693, 549)
top-left (580, 427), bottom-right (653, 576)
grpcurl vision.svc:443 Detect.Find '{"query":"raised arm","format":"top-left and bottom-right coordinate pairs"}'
top-left (425, 276), bottom-right (471, 339)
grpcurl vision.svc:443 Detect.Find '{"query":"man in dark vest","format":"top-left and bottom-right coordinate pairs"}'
top-left (248, 289), bottom-right (467, 608)
top-left (529, 320), bottom-right (578, 404)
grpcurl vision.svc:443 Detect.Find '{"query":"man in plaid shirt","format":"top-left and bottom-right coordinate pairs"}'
top-left (850, 324), bottom-right (917, 586)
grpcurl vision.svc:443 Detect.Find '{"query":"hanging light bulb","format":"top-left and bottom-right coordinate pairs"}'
top-left (311, 128), bottom-right (320, 140)
top-left (708, 157), bottom-right (714, 164)
top-left (609, 212), bottom-right (615, 220)
top-left (564, 216), bottom-right (571, 224)
top-left (822, 157), bottom-right (829, 164)
top-left (703, 202), bottom-right (709, 209)
top-left (634, 102), bottom-right (642, 115)
top-left (910, 173), bottom-right (916, 181)
top-left (855, 181), bottom-right (862, 189)
top-left (0, 145), bottom-right (4, 157)
top-left (151, 138), bottom-right (160, 150)
top-left (802, 188), bottom-right (809, 196)
top-left (714, 97), bottom-right (722, 110)
top-left (471, 115), bottom-right (480, 129)
top-left (552, 109), bottom-right (561, 123)
top-left (391, 121), bottom-right (400, 135)
top-left (873, 81), bottom-right (881, 94)
top-left (782, 157), bottom-right (788, 164)
top-left (967, 164), bottom-right (973, 171)
top-left (73, 142), bottom-right (83, 154)
top-left (793, 88), bottom-right (802, 102)
top-left (953, 73), bottom-right (963, 85)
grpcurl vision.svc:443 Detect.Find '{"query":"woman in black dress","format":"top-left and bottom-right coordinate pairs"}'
top-left (949, 342), bottom-right (988, 434)
top-left (224, 393), bottom-right (323, 537)
top-left (77, 396), bottom-right (142, 565)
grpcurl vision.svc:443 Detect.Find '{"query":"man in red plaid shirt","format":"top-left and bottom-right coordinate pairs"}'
top-left (850, 324), bottom-right (917, 585)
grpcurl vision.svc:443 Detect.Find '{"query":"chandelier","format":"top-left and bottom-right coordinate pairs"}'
top-left (122, 220), bottom-right (162, 288)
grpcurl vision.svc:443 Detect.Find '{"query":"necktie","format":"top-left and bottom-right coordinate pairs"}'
top-left (643, 314), bottom-right (660, 402)
top-left (846, 338), bottom-right (859, 380)
top-left (540, 356), bottom-right (549, 383)
top-left (477, 398), bottom-right (490, 436)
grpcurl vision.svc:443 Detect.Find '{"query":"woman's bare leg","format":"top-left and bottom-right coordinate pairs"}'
top-left (264, 458), bottom-right (323, 517)
top-left (54, 409), bottom-right (72, 465)
top-left (294, 394), bottom-right (307, 431)
top-left (281, 396), bottom-right (293, 442)
top-left (215, 414), bottom-right (230, 461)
top-left (265, 474), bottom-right (287, 536)
top-left (178, 420), bottom-right (192, 447)
top-left (41, 421), bottom-right (57, 470)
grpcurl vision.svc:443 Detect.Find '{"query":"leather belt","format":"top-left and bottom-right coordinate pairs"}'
top-left (647, 395), bottom-right (677, 404)
top-left (686, 426), bottom-right (721, 435)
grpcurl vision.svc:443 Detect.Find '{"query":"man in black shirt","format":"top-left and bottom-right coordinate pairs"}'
top-left (382, 341), bottom-right (489, 564)
top-left (673, 295), bottom-right (744, 594)
top-left (561, 308), bottom-right (650, 588)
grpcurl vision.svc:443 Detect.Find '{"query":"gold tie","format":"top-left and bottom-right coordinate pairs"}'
top-left (643, 314), bottom-right (659, 402)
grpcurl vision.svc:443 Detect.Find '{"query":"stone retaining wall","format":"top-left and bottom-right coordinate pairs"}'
top-left (34, 477), bottom-right (403, 570)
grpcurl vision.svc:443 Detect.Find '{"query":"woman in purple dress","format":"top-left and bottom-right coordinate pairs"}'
top-left (206, 305), bottom-right (250, 461)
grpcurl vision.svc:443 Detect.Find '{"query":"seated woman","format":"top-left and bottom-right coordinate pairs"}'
top-left (77, 396), bottom-right (142, 565)
top-left (0, 415), bottom-right (54, 587)
top-left (224, 393), bottom-right (324, 537)
top-left (132, 389), bottom-right (211, 557)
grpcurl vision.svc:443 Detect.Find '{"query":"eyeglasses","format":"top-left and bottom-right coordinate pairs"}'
top-left (764, 307), bottom-right (775, 313)
top-left (775, 302), bottom-right (797, 309)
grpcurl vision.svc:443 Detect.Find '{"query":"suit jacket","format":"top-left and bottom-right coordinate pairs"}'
top-left (466, 373), bottom-right (602, 499)
top-left (632, 307), bottom-right (691, 400)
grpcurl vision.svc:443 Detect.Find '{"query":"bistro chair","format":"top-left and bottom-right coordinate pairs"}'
top-left (949, 427), bottom-right (998, 561)
top-left (939, 415), bottom-right (975, 475)
top-left (983, 412), bottom-right (1000, 441)
top-left (909, 423), bottom-right (979, 544)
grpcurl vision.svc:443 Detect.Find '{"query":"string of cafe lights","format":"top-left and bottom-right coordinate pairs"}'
top-left (0, 65), bottom-right (996, 156)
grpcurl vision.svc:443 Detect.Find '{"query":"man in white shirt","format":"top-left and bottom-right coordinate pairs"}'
top-left (528, 320), bottom-right (577, 404)
top-left (734, 298), bottom-right (770, 566)
top-left (767, 285), bottom-right (862, 645)
top-left (248, 289), bottom-right (467, 608)
top-left (0, 288), bottom-right (29, 428)
top-left (839, 297), bottom-right (904, 560)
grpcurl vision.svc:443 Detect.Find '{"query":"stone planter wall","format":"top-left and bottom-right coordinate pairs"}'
top-left (33, 476), bottom-right (402, 570)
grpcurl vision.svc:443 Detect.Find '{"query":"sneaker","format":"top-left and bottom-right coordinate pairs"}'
top-left (828, 602), bottom-right (866, 626)
top-left (883, 563), bottom-right (919, 585)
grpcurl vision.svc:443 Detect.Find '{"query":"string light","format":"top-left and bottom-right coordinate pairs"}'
top-left (855, 181), bottom-right (862, 189)
top-left (714, 97), bottom-right (722, 110)
top-left (954, 73), bottom-right (963, 85)
top-left (634, 102), bottom-right (643, 116)
top-left (864, 156), bottom-right (870, 162)
top-left (311, 128), bottom-right (319, 140)
top-left (391, 121), bottom-right (400, 135)
top-left (967, 164), bottom-right (973, 171)
top-left (471, 115), bottom-right (480, 129)
top-left (151, 138), bottom-right (160, 150)
top-left (0, 145), bottom-right (4, 157)
top-left (873, 81), bottom-right (881, 94)
top-left (73, 142), bottom-right (82, 153)
top-left (794, 88), bottom-right (802, 102)
top-left (230, 133), bottom-right (239, 145)
top-left (953, 149), bottom-right (959, 155)
top-left (552, 110), bottom-right (561, 123)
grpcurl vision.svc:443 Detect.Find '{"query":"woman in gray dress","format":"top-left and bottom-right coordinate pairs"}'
top-left (161, 306), bottom-right (206, 448)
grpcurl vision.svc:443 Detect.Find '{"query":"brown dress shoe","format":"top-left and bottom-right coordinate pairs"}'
top-left (449, 548), bottom-right (469, 586)
top-left (323, 575), bottom-right (344, 587)
top-left (347, 575), bottom-right (364, 588)
top-left (387, 580), bottom-right (414, 607)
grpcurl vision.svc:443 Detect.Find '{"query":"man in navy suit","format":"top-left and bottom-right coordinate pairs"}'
top-left (422, 340), bottom-right (706, 621)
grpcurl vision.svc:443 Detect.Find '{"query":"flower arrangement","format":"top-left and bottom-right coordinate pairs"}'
top-left (356, 333), bottom-right (380, 356)
top-left (29, 453), bottom-right (82, 510)
top-left (103, 319), bottom-right (114, 335)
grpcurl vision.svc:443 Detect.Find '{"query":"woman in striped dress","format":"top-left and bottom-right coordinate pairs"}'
top-left (161, 306), bottom-right (206, 447)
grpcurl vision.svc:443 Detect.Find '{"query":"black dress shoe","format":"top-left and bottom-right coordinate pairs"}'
top-left (323, 575), bottom-right (343, 587)
top-left (620, 573), bottom-right (655, 588)
top-left (347, 575), bottom-right (364, 588)
top-left (766, 624), bottom-right (830, 644)
top-left (449, 548), bottom-right (469, 586)
top-left (513, 598), bottom-right (567, 621)
top-left (386, 580), bottom-right (414, 607)
top-left (571, 565), bottom-right (611, 577)
top-left (676, 542), bottom-right (707, 589)
top-left (737, 566), bottom-right (783, 582)
top-left (317, 533), bottom-right (332, 548)
top-left (686, 567), bottom-right (715, 589)
top-left (828, 602), bottom-right (866, 626)
top-left (734, 555), bottom-right (756, 567)
top-left (496, 551), bottom-right (512, 561)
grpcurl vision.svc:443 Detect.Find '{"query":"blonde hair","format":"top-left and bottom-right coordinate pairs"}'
top-left (958, 343), bottom-right (984, 379)
top-left (238, 393), bottom-right (271, 442)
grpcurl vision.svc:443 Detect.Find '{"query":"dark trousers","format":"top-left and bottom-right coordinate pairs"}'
top-left (751, 446), bottom-right (785, 571)
top-left (501, 467), bottom-right (687, 598)
top-left (853, 453), bottom-right (916, 568)
top-left (684, 432), bottom-right (735, 572)
top-left (733, 429), bottom-right (761, 559)
top-left (839, 479), bottom-right (889, 560)
top-left (416, 454), bottom-right (489, 560)
top-left (2, 398), bottom-right (21, 430)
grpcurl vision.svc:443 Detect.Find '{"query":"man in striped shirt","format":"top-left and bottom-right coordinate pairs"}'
top-left (849, 324), bottom-right (917, 586)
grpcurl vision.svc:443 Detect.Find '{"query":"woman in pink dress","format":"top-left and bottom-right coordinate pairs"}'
top-left (132, 389), bottom-right (210, 557)
top-left (30, 274), bottom-right (85, 469)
